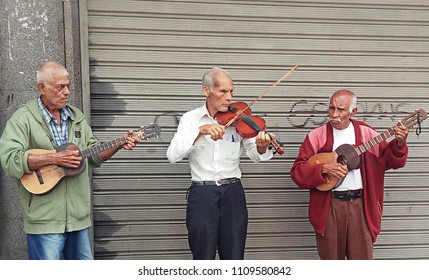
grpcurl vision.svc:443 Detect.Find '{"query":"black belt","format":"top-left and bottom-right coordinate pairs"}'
top-left (332, 189), bottom-right (363, 201)
top-left (192, 178), bottom-right (241, 186)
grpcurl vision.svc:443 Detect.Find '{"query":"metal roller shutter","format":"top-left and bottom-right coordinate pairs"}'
top-left (84, 0), bottom-right (429, 259)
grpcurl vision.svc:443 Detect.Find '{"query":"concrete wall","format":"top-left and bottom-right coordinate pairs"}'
top-left (0, 0), bottom-right (81, 259)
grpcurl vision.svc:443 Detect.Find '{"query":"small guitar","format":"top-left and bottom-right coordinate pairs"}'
top-left (308, 109), bottom-right (426, 191)
top-left (20, 123), bottom-right (161, 195)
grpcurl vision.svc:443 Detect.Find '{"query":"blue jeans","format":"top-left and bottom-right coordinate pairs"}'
top-left (27, 228), bottom-right (93, 260)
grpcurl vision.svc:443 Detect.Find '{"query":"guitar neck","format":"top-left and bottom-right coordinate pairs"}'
top-left (77, 124), bottom-right (160, 159)
top-left (80, 136), bottom-right (128, 159)
top-left (355, 125), bottom-right (396, 156)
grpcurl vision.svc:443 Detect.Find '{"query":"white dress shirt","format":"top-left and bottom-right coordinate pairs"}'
top-left (167, 103), bottom-right (273, 181)
top-left (332, 122), bottom-right (363, 191)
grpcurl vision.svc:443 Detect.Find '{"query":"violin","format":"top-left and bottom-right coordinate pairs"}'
top-left (215, 101), bottom-right (284, 155)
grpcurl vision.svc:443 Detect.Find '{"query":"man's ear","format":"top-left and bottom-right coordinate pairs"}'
top-left (350, 107), bottom-right (357, 118)
top-left (37, 83), bottom-right (45, 94)
top-left (202, 85), bottom-right (209, 97)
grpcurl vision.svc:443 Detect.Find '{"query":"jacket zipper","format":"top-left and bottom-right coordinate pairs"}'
top-left (27, 194), bottom-right (33, 212)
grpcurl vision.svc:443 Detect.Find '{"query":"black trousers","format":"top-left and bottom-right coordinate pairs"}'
top-left (186, 181), bottom-right (248, 260)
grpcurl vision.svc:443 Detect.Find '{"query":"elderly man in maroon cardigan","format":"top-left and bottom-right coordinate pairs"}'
top-left (290, 89), bottom-right (409, 259)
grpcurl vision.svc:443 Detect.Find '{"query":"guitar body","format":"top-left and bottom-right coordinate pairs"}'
top-left (20, 143), bottom-right (86, 195)
top-left (308, 144), bottom-right (361, 191)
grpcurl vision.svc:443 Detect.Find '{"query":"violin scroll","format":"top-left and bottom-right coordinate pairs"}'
top-left (268, 138), bottom-right (284, 155)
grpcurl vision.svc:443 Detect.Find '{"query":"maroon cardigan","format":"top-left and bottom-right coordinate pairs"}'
top-left (290, 119), bottom-right (408, 242)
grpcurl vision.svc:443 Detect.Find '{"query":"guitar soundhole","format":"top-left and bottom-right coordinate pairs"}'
top-left (337, 155), bottom-right (348, 165)
top-left (335, 144), bottom-right (361, 171)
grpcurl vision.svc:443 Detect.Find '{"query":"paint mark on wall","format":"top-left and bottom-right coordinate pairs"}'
top-left (150, 101), bottom-right (409, 132)
top-left (286, 100), bottom-right (408, 128)
top-left (7, 0), bottom-right (49, 60)
top-left (7, 94), bottom-right (14, 107)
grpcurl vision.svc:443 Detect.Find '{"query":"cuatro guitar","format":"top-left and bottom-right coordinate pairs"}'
top-left (308, 109), bottom-right (426, 191)
top-left (20, 123), bottom-right (161, 195)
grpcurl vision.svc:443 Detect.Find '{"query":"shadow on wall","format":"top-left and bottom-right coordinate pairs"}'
top-left (88, 58), bottom-right (185, 259)
top-left (91, 211), bottom-right (121, 259)
top-left (87, 58), bottom-right (190, 259)
top-left (88, 58), bottom-right (126, 259)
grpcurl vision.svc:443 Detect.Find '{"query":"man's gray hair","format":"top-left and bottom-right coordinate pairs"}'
top-left (36, 61), bottom-right (69, 83)
top-left (349, 91), bottom-right (357, 112)
top-left (202, 67), bottom-right (231, 89)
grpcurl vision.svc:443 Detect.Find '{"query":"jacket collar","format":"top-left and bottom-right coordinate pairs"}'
top-left (25, 97), bottom-right (85, 125)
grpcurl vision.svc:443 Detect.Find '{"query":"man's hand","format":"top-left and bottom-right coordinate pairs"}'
top-left (319, 155), bottom-right (348, 180)
top-left (255, 131), bottom-right (275, 154)
top-left (54, 149), bottom-right (83, 168)
top-left (122, 130), bottom-right (139, 150)
top-left (199, 124), bottom-right (226, 141)
top-left (393, 122), bottom-right (409, 146)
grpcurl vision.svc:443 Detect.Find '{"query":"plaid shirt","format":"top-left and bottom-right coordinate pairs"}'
top-left (38, 97), bottom-right (73, 147)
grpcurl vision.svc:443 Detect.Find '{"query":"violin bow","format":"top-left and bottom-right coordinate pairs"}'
top-left (224, 64), bottom-right (299, 128)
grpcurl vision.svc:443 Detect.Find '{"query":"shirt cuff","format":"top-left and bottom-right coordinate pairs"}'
top-left (258, 147), bottom-right (274, 161)
top-left (23, 150), bottom-right (32, 174)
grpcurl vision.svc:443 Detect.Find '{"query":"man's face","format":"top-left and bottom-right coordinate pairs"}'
top-left (204, 73), bottom-right (234, 116)
top-left (328, 92), bottom-right (356, 130)
top-left (39, 74), bottom-right (71, 111)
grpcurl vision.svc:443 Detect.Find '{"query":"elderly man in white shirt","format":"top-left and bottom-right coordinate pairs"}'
top-left (167, 67), bottom-right (276, 260)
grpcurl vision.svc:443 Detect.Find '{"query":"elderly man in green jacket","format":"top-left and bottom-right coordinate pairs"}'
top-left (0, 61), bottom-right (138, 260)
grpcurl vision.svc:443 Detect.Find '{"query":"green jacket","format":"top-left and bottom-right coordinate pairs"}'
top-left (0, 98), bottom-right (104, 234)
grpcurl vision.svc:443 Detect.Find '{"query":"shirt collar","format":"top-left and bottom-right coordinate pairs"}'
top-left (196, 102), bottom-right (214, 121)
top-left (37, 96), bottom-right (74, 123)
